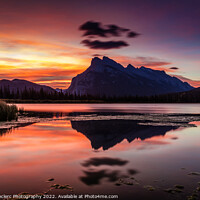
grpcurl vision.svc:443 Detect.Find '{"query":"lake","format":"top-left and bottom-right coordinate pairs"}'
top-left (0, 104), bottom-right (200, 200)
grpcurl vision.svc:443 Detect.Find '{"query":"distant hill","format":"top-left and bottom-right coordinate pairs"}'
top-left (0, 79), bottom-right (55, 93)
top-left (181, 87), bottom-right (200, 95)
top-left (66, 56), bottom-right (193, 97)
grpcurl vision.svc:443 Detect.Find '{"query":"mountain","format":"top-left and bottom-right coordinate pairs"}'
top-left (0, 79), bottom-right (55, 93)
top-left (66, 56), bottom-right (193, 97)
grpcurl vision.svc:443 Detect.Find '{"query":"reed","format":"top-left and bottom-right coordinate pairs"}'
top-left (0, 100), bottom-right (18, 121)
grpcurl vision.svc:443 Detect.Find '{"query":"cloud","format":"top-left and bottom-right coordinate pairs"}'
top-left (79, 21), bottom-right (140, 50)
top-left (127, 31), bottom-right (140, 38)
top-left (81, 39), bottom-right (129, 50)
top-left (135, 56), bottom-right (171, 67)
top-left (0, 38), bottom-right (65, 50)
top-left (106, 24), bottom-right (130, 36)
top-left (0, 57), bottom-right (23, 63)
top-left (113, 55), bottom-right (172, 68)
top-left (174, 75), bottom-right (200, 88)
top-left (169, 67), bottom-right (179, 70)
top-left (92, 54), bottom-right (103, 57)
top-left (79, 21), bottom-right (131, 38)
top-left (35, 80), bottom-right (71, 89)
top-left (1, 68), bottom-right (82, 78)
top-left (0, 65), bottom-right (84, 89)
top-left (0, 34), bottom-right (97, 58)
top-left (79, 21), bottom-right (107, 37)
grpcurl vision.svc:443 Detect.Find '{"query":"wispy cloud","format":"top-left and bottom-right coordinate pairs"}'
top-left (174, 75), bottom-right (200, 88)
top-left (0, 65), bottom-right (85, 89)
top-left (112, 55), bottom-right (172, 69)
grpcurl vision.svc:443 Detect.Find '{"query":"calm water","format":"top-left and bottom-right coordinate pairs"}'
top-left (16, 103), bottom-right (200, 114)
top-left (0, 104), bottom-right (200, 200)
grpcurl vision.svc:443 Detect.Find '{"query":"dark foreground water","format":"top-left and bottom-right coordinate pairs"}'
top-left (0, 104), bottom-right (200, 200)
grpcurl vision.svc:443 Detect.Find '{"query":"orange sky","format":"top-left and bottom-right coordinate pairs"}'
top-left (0, 0), bottom-right (199, 89)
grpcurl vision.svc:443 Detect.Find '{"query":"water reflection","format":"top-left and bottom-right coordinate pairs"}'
top-left (80, 157), bottom-right (139, 186)
top-left (80, 169), bottom-right (122, 186)
top-left (0, 122), bottom-right (35, 136)
top-left (0, 127), bottom-right (12, 136)
top-left (1, 112), bottom-right (200, 151)
top-left (0, 111), bottom-right (57, 136)
top-left (16, 103), bottom-right (200, 114)
top-left (82, 157), bottom-right (128, 167)
top-left (0, 109), bottom-right (200, 200)
top-left (71, 120), bottom-right (179, 150)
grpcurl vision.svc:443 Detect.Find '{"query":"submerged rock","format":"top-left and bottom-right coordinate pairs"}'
top-left (174, 185), bottom-right (184, 189)
top-left (164, 188), bottom-right (176, 194)
top-left (144, 185), bottom-right (155, 191)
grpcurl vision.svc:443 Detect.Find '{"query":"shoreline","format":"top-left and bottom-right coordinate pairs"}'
top-left (1, 112), bottom-right (200, 135)
top-left (2, 99), bottom-right (200, 104)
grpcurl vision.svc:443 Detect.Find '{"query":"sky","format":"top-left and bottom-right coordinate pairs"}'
top-left (0, 0), bottom-right (200, 89)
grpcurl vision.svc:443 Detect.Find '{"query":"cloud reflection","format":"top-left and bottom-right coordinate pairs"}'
top-left (82, 157), bottom-right (128, 167)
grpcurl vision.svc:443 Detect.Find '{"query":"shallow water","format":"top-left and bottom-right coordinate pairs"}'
top-left (0, 104), bottom-right (200, 200)
top-left (16, 103), bottom-right (200, 114)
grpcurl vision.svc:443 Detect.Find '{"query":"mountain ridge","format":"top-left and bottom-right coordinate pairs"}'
top-left (66, 56), bottom-right (193, 97)
top-left (0, 79), bottom-right (55, 93)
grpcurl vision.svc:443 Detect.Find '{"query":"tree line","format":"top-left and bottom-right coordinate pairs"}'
top-left (0, 86), bottom-right (199, 103)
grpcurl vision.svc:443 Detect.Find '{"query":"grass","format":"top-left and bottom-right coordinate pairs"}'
top-left (0, 100), bottom-right (18, 121)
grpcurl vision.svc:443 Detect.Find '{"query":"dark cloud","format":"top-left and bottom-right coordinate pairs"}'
top-left (79, 21), bottom-right (107, 37)
top-left (169, 67), bottom-right (179, 70)
top-left (81, 39), bottom-right (129, 50)
top-left (79, 21), bottom-right (131, 38)
top-left (171, 137), bottom-right (178, 140)
top-left (79, 21), bottom-right (140, 50)
top-left (127, 31), bottom-right (140, 38)
top-left (82, 157), bottom-right (128, 167)
top-left (106, 24), bottom-right (130, 36)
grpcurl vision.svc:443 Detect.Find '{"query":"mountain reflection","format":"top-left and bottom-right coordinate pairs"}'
top-left (71, 119), bottom-right (179, 150)
top-left (1, 111), bottom-right (199, 151)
